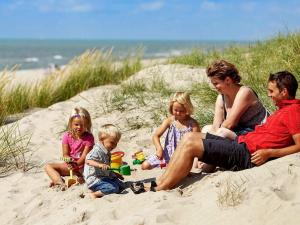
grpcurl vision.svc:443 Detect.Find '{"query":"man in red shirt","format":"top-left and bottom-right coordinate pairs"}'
top-left (155, 71), bottom-right (300, 191)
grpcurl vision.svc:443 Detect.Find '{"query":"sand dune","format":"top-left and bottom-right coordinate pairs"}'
top-left (1, 64), bottom-right (300, 225)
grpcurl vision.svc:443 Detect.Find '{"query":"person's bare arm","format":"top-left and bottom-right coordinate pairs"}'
top-left (251, 133), bottom-right (300, 166)
top-left (85, 159), bottom-right (110, 170)
top-left (191, 119), bottom-right (201, 132)
top-left (152, 117), bottom-right (172, 159)
top-left (62, 144), bottom-right (70, 157)
top-left (212, 95), bottom-right (225, 130)
top-left (76, 145), bottom-right (93, 166)
top-left (222, 87), bottom-right (256, 129)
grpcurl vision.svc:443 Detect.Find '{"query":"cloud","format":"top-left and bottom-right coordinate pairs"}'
top-left (4, 0), bottom-right (93, 13)
top-left (200, 0), bottom-right (221, 11)
top-left (36, 0), bottom-right (93, 13)
top-left (138, 1), bottom-right (164, 11)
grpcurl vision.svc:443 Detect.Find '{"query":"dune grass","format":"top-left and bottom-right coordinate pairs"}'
top-left (217, 175), bottom-right (247, 208)
top-left (170, 32), bottom-right (300, 112)
top-left (0, 49), bottom-right (142, 123)
top-left (101, 77), bottom-right (172, 130)
top-left (0, 122), bottom-right (31, 177)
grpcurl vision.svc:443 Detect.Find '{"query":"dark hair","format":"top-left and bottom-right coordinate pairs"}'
top-left (206, 60), bottom-right (241, 83)
top-left (268, 71), bottom-right (298, 98)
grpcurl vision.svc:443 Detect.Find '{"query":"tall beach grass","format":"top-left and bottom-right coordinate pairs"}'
top-left (0, 49), bottom-right (142, 123)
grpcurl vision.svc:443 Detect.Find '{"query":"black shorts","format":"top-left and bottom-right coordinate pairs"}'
top-left (202, 133), bottom-right (254, 171)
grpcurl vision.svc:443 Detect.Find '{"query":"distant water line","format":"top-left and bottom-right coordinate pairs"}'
top-left (0, 39), bottom-right (251, 70)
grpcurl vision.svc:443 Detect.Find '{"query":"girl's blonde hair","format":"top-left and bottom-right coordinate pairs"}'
top-left (168, 92), bottom-right (194, 115)
top-left (67, 107), bottom-right (92, 135)
top-left (98, 124), bottom-right (121, 142)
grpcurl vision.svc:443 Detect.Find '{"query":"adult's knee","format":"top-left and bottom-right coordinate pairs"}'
top-left (216, 127), bottom-right (235, 139)
top-left (215, 127), bottom-right (228, 137)
top-left (180, 133), bottom-right (200, 155)
top-left (201, 124), bottom-right (214, 133)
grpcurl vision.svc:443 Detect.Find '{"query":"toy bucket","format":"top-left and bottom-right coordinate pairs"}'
top-left (111, 151), bottom-right (125, 168)
top-left (135, 151), bottom-right (145, 162)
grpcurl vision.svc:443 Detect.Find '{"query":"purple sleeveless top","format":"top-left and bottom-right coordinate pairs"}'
top-left (147, 118), bottom-right (194, 167)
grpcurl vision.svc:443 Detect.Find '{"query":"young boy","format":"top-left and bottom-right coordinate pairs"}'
top-left (83, 124), bottom-right (124, 198)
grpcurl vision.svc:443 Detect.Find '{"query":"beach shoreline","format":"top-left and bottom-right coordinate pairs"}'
top-left (3, 57), bottom-right (168, 87)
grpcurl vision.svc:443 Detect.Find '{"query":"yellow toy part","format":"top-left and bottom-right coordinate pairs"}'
top-left (65, 169), bottom-right (77, 188)
top-left (110, 151), bottom-right (125, 169)
top-left (135, 151), bottom-right (145, 161)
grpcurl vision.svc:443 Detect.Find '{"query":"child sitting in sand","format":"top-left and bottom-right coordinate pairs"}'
top-left (45, 107), bottom-right (94, 190)
top-left (83, 124), bottom-right (124, 198)
top-left (141, 92), bottom-right (201, 170)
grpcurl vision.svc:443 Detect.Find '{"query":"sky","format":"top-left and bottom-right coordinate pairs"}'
top-left (0, 0), bottom-right (299, 41)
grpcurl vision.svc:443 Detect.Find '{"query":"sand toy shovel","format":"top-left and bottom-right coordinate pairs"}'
top-left (66, 169), bottom-right (77, 188)
top-left (109, 165), bottom-right (136, 176)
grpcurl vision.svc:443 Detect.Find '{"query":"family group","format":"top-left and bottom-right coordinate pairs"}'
top-left (45, 59), bottom-right (300, 197)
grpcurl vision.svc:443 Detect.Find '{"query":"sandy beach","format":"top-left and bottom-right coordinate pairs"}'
top-left (1, 63), bottom-right (300, 225)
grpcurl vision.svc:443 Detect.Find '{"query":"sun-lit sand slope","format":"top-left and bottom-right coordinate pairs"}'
top-left (1, 64), bottom-right (300, 225)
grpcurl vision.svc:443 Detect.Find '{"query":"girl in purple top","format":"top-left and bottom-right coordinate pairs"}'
top-left (45, 107), bottom-right (94, 189)
top-left (141, 92), bottom-right (200, 170)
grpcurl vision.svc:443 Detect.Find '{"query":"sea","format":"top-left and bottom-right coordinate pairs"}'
top-left (0, 39), bottom-right (251, 70)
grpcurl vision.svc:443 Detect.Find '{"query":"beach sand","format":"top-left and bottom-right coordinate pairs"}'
top-left (1, 64), bottom-right (300, 225)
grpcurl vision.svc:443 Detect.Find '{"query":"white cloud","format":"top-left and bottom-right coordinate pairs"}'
top-left (200, 0), bottom-right (221, 11)
top-left (138, 1), bottom-right (164, 11)
top-left (37, 0), bottom-right (93, 13)
top-left (5, 0), bottom-right (93, 13)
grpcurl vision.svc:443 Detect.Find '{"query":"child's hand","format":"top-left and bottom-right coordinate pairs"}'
top-left (156, 150), bottom-right (163, 160)
top-left (99, 164), bottom-right (110, 170)
top-left (67, 161), bottom-right (77, 170)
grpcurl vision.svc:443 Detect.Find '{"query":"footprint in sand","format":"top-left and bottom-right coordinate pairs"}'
top-left (122, 215), bottom-right (145, 225)
top-left (155, 213), bottom-right (173, 223)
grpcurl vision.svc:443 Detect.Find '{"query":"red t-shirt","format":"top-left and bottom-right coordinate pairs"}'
top-left (238, 99), bottom-right (300, 153)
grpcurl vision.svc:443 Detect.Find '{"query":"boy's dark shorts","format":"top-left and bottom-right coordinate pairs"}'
top-left (202, 133), bottom-right (254, 171)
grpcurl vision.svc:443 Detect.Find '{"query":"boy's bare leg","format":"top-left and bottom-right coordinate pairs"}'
top-left (156, 132), bottom-right (205, 191)
top-left (90, 191), bottom-right (104, 198)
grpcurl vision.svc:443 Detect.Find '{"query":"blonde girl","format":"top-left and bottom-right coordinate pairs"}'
top-left (45, 107), bottom-right (94, 189)
top-left (141, 92), bottom-right (200, 170)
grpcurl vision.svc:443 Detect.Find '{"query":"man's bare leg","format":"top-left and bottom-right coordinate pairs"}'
top-left (157, 132), bottom-right (206, 184)
top-left (156, 132), bottom-right (206, 191)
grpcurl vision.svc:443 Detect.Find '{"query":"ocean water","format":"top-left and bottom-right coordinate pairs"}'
top-left (0, 39), bottom-right (250, 70)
